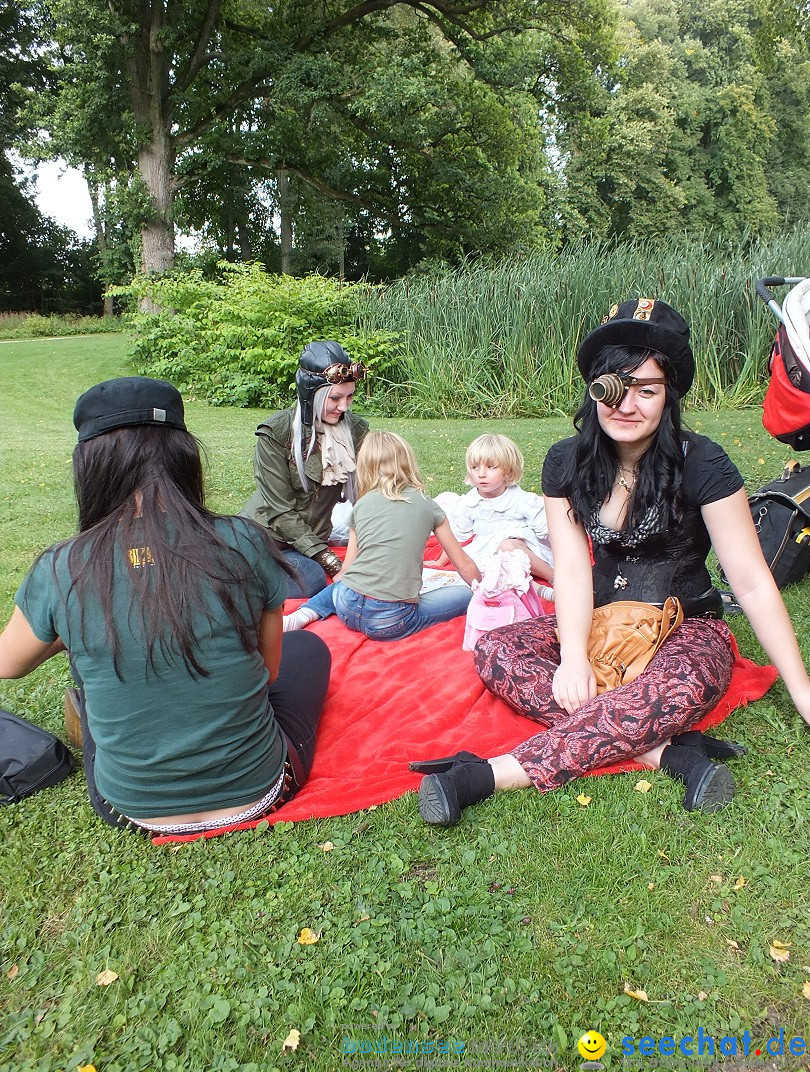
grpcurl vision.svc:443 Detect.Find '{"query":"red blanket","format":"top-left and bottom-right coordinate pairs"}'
top-left (152, 611), bottom-right (777, 845)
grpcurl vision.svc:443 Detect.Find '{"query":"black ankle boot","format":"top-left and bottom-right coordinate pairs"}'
top-left (671, 730), bottom-right (747, 759)
top-left (409, 750), bottom-right (486, 774)
top-left (418, 761), bottom-right (495, 827)
top-left (660, 743), bottom-right (734, 812)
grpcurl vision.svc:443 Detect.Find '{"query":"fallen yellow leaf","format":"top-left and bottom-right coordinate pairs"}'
top-left (281, 1028), bottom-right (301, 1053)
top-left (6, 964), bottom-right (18, 981)
top-left (297, 927), bottom-right (320, 945)
top-left (734, 876), bottom-right (746, 890)
top-left (95, 969), bottom-right (118, 986)
top-left (656, 850), bottom-right (670, 861)
top-left (771, 939), bottom-right (791, 949)
top-left (803, 981), bottom-right (810, 1001)
top-left (770, 941), bottom-right (791, 964)
top-left (624, 982), bottom-right (649, 1002)
top-left (634, 779), bottom-right (652, 793)
top-left (78, 1065), bottom-right (97, 1072)
top-left (320, 841), bottom-right (334, 852)
top-left (576, 793), bottom-right (592, 807)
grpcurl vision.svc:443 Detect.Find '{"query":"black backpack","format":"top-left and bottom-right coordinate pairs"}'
top-left (0, 709), bottom-right (76, 804)
top-left (748, 462), bottom-right (810, 588)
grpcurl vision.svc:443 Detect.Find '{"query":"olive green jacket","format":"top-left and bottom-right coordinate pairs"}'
top-left (240, 408), bottom-right (369, 558)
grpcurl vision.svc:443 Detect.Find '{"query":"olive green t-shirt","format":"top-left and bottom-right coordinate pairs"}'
top-left (341, 489), bottom-right (445, 602)
top-left (16, 517), bottom-right (287, 818)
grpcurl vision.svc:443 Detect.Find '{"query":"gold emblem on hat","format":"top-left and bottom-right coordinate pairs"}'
top-left (601, 302), bottom-right (620, 324)
top-left (633, 298), bottom-right (655, 321)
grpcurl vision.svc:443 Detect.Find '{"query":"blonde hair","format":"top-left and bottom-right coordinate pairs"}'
top-left (465, 434), bottom-right (524, 486)
top-left (356, 431), bottom-right (425, 501)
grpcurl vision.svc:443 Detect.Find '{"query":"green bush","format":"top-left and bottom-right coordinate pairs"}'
top-left (0, 312), bottom-right (124, 339)
top-left (116, 263), bottom-right (402, 408)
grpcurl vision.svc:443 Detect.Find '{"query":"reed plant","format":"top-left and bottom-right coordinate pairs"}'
top-left (358, 226), bottom-right (810, 418)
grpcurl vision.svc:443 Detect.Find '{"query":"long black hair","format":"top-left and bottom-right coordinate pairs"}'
top-left (567, 345), bottom-right (687, 531)
top-left (58, 424), bottom-right (292, 679)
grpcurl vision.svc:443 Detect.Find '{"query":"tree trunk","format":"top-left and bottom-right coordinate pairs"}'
top-left (338, 206), bottom-right (345, 281)
top-left (138, 128), bottom-right (176, 278)
top-left (278, 166), bottom-right (292, 274)
top-left (238, 218), bottom-right (252, 261)
top-left (123, 0), bottom-right (176, 296)
top-left (85, 169), bottom-right (115, 317)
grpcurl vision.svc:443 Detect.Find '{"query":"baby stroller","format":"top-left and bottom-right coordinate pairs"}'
top-left (758, 276), bottom-right (810, 450)
top-left (744, 277), bottom-right (810, 589)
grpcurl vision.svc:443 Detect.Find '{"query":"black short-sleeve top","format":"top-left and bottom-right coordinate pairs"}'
top-left (542, 432), bottom-right (744, 608)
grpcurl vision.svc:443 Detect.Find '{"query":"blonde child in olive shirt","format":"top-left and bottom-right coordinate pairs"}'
top-left (284, 431), bottom-right (480, 640)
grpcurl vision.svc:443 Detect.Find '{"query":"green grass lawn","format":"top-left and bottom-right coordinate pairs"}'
top-left (1, 336), bottom-right (809, 1072)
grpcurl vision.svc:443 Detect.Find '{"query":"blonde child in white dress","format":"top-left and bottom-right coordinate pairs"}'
top-left (430, 434), bottom-right (554, 583)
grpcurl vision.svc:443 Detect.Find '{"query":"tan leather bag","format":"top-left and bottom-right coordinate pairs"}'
top-left (587, 596), bottom-right (684, 694)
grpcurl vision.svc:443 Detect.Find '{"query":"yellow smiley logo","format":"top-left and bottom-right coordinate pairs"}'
top-left (578, 1030), bottom-right (607, 1061)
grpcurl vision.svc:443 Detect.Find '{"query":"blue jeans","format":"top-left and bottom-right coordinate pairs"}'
top-left (282, 548), bottom-right (329, 598)
top-left (303, 581), bottom-right (472, 641)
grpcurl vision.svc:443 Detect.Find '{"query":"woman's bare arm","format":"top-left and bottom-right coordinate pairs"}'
top-left (0, 606), bottom-right (66, 679)
top-left (258, 607), bottom-right (284, 683)
top-left (544, 495), bottom-right (596, 713)
top-left (704, 490), bottom-right (810, 728)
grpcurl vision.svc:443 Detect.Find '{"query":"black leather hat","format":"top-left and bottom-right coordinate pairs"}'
top-left (73, 377), bottom-right (187, 443)
top-left (577, 297), bottom-right (695, 398)
top-left (296, 340), bottom-right (360, 426)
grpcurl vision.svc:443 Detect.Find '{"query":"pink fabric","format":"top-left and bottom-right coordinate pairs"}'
top-left (151, 612), bottom-right (777, 845)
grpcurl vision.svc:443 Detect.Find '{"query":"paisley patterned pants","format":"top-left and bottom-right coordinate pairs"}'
top-left (474, 616), bottom-right (734, 792)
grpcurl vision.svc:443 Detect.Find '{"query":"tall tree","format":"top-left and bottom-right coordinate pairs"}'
top-left (35, 0), bottom-right (610, 275)
top-left (555, 0), bottom-right (786, 240)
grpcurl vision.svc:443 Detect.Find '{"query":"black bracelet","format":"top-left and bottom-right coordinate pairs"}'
top-left (315, 550), bottom-right (342, 577)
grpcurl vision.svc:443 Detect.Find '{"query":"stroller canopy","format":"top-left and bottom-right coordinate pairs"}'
top-left (783, 278), bottom-right (810, 377)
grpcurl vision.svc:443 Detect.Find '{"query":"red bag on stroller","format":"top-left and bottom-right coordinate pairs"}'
top-left (758, 277), bottom-right (810, 450)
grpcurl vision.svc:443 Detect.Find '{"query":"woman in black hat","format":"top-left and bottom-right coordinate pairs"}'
top-left (411, 298), bottom-right (810, 826)
top-left (241, 341), bottom-right (369, 597)
top-left (0, 377), bottom-right (331, 836)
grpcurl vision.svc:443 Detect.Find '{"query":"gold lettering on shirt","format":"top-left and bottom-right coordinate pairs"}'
top-left (128, 546), bottom-right (155, 569)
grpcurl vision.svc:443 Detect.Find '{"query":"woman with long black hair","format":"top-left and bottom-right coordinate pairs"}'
top-left (412, 298), bottom-right (810, 826)
top-left (0, 377), bottom-right (330, 835)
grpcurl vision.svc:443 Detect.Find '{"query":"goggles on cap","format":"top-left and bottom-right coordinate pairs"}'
top-left (322, 361), bottom-right (367, 384)
top-left (589, 372), bottom-right (667, 408)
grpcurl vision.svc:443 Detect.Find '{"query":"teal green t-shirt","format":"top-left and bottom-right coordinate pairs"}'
top-left (16, 517), bottom-right (287, 818)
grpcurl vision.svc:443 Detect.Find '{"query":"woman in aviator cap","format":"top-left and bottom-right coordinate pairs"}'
top-left (411, 298), bottom-right (810, 826)
top-left (241, 341), bottom-right (369, 597)
top-left (0, 377), bottom-right (331, 836)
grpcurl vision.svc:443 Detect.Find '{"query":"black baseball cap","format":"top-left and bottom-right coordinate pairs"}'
top-left (73, 377), bottom-right (187, 443)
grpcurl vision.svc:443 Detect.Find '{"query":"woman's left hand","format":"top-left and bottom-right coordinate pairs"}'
top-left (790, 681), bottom-right (810, 730)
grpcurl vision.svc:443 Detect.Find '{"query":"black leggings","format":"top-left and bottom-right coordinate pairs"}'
top-left (73, 631), bottom-right (331, 831)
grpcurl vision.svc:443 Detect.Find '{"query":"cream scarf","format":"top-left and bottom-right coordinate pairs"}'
top-left (317, 418), bottom-right (357, 489)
